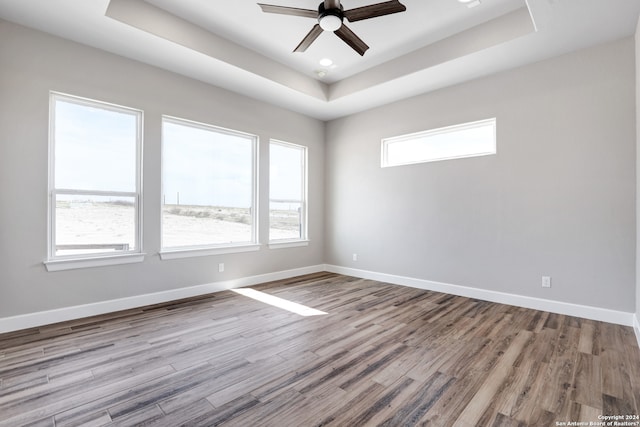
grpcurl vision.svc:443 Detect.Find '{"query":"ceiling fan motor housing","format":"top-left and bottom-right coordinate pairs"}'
top-left (318, 3), bottom-right (344, 31)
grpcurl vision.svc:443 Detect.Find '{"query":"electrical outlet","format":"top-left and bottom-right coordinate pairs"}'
top-left (218, 263), bottom-right (225, 273)
top-left (542, 276), bottom-right (551, 288)
top-left (352, 253), bottom-right (358, 261)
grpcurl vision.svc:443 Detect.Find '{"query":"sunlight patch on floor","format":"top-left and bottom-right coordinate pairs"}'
top-left (232, 288), bottom-right (327, 316)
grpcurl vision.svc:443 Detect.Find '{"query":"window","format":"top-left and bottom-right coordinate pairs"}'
top-left (381, 118), bottom-right (496, 167)
top-left (269, 140), bottom-right (307, 244)
top-left (47, 93), bottom-right (143, 269)
top-left (161, 117), bottom-right (258, 256)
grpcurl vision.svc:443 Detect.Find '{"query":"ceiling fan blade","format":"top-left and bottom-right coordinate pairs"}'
top-left (258, 4), bottom-right (317, 18)
top-left (294, 24), bottom-right (323, 53)
top-left (334, 24), bottom-right (369, 56)
top-left (343, 0), bottom-right (406, 22)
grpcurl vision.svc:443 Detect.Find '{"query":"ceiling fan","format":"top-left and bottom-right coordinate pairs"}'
top-left (257, 0), bottom-right (407, 56)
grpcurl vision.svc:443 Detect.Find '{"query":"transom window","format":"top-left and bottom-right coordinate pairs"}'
top-left (269, 140), bottom-right (307, 242)
top-left (161, 117), bottom-right (257, 252)
top-left (381, 118), bottom-right (496, 167)
top-left (48, 93), bottom-right (142, 262)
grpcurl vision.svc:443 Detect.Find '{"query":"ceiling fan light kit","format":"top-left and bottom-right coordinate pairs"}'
top-left (257, 0), bottom-right (407, 56)
top-left (318, 3), bottom-right (344, 31)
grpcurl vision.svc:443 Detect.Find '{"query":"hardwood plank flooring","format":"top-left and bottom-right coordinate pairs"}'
top-left (1, 272), bottom-right (639, 426)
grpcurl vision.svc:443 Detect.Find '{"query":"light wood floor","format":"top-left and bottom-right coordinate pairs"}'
top-left (0, 273), bottom-right (639, 426)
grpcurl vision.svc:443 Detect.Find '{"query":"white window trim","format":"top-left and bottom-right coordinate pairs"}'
top-left (269, 240), bottom-right (310, 250)
top-left (44, 253), bottom-right (146, 272)
top-left (160, 116), bottom-right (259, 258)
top-left (268, 139), bottom-right (308, 244)
top-left (160, 244), bottom-right (261, 260)
top-left (381, 118), bottom-right (497, 168)
top-left (46, 92), bottom-right (144, 270)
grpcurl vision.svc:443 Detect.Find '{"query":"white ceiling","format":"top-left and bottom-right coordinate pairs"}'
top-left (144, 0), bottom-right (526, 83)
top-left (0, 0), bottom-right (639, 120)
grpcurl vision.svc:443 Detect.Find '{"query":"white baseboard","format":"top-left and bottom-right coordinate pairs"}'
top-left (0, 265), bottom-right (325, 334)
top-left (1, 264), bottom-right (635, 336)
top-left (324, 265), bottom-right (634, 327)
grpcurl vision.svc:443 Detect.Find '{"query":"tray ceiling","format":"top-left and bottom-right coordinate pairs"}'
top-left (0, 0), bottom-right (639, 120)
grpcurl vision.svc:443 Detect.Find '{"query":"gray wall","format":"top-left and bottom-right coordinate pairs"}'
top-left (0, 20), bottom-right (325, 318)
top-left (325, 37), bottom-right (636, 312)
top-left (0, 19), bottom-right (637, 321)
top-left (636, 17), bottom-right (640, 322)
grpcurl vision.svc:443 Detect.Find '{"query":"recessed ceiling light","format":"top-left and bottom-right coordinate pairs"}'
top-left (319, 58), bottom-right (333, 67)
top-left (316, 69), bottom-right (328, 78)
top-left (458, 0), bottom-right (481, 5)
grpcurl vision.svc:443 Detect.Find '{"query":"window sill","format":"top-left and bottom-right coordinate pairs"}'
top-left (160, 244), bottom-right (261, 260)
top-left (45, 253), bottom-right (146, 272)
top-left (268, 240), bottom-right (310, 249)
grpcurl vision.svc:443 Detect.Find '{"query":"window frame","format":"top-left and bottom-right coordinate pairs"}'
top-left (381, 118), bottom-right (497, 168)
top-left (159, 116), bottom-right (260, 260)
top-left (45, 92), bottom-right (144, 271)
top-left (268, 139), bottom-right (308, 248)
